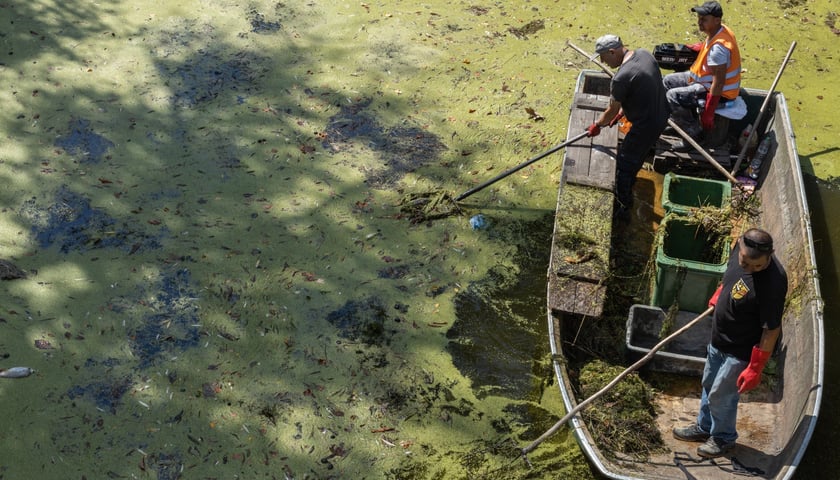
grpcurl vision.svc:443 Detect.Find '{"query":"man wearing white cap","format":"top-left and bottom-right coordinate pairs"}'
top-left (587, 34), bottom-right (670, 221)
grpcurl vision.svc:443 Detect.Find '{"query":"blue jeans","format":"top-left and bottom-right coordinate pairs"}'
top-left (697, 344), bottom-right (748, 443)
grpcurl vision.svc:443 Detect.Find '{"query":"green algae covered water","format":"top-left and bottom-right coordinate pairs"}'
top-left (0, 1), bottom-right (837, 478)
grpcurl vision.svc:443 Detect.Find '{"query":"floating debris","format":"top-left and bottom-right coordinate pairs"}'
top-left (508, 19), bottom-right (545, 40)
top-left (0, 367), bottom-right (34, 378)
top-left (0, 259), bottom-right (26, 280)
top-left (398, 190), bottom-right (462, 223)
top-left (469, 214), bottom-right (487, 230)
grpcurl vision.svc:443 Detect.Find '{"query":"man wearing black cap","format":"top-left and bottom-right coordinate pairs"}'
top-left (663, 1), bottom-right (742, 149)
top-left (586, 34), bottom-right (670, 221)
top-left (673, 228), bottom-right (787, 458)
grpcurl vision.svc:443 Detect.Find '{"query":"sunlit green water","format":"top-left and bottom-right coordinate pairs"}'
top-left (0, 1), bottom-right (836, 478)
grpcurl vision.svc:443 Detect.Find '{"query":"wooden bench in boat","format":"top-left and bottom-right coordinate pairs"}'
top-left (549, 91), bottom-right (617, 317)
top-left (653, 134), bottom-right (733, 174)
top-left (562, 92), bottom-right (618, 189)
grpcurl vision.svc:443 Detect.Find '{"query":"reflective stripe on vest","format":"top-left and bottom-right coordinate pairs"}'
top-left (688, 24), bottom-right (741, 100)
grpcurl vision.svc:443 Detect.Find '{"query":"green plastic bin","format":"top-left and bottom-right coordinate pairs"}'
top-left (651, 215), bottom-right (730, 313)
top-left (662, 173), bottom-right (731, 215)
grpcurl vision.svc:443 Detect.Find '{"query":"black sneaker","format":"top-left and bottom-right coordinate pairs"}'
top-left (697, 436), bottom-right (735, 458)
top-left (672, 424), bottom-right (710, 442)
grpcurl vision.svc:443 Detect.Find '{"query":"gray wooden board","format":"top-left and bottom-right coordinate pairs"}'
top-left (548, 274), bottom-right (605, 318)
top-left (562, 93), bottom-right (618, 190)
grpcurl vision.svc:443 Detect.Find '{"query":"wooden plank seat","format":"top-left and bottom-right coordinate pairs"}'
top-left (562, 92), bottom-right (618, 190)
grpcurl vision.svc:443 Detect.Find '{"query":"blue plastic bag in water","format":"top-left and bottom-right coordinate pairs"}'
top-left (469, 214), bottom-right (488, 230)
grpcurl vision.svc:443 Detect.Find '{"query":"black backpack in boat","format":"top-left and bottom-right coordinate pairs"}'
top-left (653, 43), bottom-right (700, 71)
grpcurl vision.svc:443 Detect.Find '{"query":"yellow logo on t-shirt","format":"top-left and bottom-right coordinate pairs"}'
top-left (731, 278), bottom-right (750, 300)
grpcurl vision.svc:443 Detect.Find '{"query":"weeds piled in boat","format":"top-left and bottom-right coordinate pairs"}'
top-left (579, 360), bottom-right (663, 459)
top-left (686, 186), bottom-right (761, 238)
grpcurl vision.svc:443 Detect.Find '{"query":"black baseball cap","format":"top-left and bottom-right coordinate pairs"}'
top-left (691, 1), bottom-right (723, 17)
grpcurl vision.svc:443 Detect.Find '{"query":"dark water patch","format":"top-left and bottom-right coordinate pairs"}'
top-left (369, 369), bottom-right (465, 422)
top-left (154, 36), bottom-right (267, 107)
top-left (129, 268), bottom-right (202, 368)
top-left (66, 375), bottom-right (133, 414)
top-left (84, 357), bottom-right (122, 369)
top-left (378, 264), bottom-right (410, 279)
top-left (370, 125), bottom-right (447, 188)
top-left (426, 284), bottom-right (448, 297)
top-left (249, 9), bottom-right (282, 33)
top-left (323, 99), bottom-right (447, 188)
top-left (21, 186), bottom-right (164, 253)
top-left (171, 52), bottom-right (262, 107)
top-left (817, 175), bottom-right (840, 191)
top-left (153, 20), bottom-right (214, 58)
top-left (54, 118), bottom-right (114, 164)
top-left (778, 0), bottom-right (807, 9)
top-left (326, 297), bottom-right (398, 344)
top-left (447, 214), bottom-right (553, 398)
top-left (501, 402), bottom-right (560, 440)
top-left (149, 452), bottom-right (184, 480)
top-left (322, 98), bottom-right (380, 147)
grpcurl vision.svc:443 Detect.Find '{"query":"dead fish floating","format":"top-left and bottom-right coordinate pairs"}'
top-left (0, 367), bottom-right (35, 378)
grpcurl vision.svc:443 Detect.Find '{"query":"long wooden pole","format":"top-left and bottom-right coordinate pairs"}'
top-left (521, 306), bottom-right (714, 457)
top-left (729, 41), bottom-right (797, 176)
top-left (566, 41), bottom-right (739, 185)
top-left (455, 131), bottom-right (589, 201)
top-left (667, 119), bottom-right (739, 184)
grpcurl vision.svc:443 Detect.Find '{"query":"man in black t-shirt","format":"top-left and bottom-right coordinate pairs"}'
top-left (673, 228), bottom-right (788, 458)
top-left (586, 34), bottom-right (670, 221)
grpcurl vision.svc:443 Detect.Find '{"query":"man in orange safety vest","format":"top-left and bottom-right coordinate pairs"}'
top-left (662, 1), bottom-right (741, 149)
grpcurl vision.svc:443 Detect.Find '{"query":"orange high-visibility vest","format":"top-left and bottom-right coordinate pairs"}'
top-left (689, 24), bottom-right (741, 100)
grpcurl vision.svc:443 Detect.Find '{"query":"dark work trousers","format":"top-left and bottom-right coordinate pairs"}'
top-left (615, 121), bottom-right (666, 211)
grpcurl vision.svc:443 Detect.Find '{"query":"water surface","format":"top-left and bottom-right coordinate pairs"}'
top-left (0, 1), bottom-right (836, 478)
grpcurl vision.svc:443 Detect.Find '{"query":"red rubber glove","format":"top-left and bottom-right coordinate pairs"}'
top-left (708, 284), bottom-right (722, 308)
top-left (608, 111), bottom-right (624, 127)
top-left (736, 346), bottom-right (771, 393)
top-left (586, 123), bottom-right (601, 137)
top-left (701, 93), bottom-right (720, 131)
top-left (686, 42), bottom-right (704, 52)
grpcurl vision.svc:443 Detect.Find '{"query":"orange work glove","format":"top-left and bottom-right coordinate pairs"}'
top-left (736, 346), bottom-right (771, 393)
top-left (608, 111), bottom-right (624, 127)
top-left (701, 92), bottom-right (720, 131)
top-left (686, 42), bottom-right (704, 52)
top-left (586, 123), bottom-right (601, 137)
